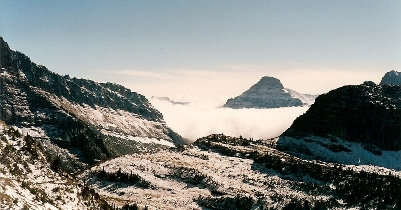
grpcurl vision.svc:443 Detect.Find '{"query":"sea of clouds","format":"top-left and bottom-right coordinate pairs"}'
top-left (150, 98), bottom-right (309, 142)
top-left (95, 66), bottom-right (382, 142)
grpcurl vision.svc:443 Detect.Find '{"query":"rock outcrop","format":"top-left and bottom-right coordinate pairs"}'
top-left (224, 76), bottom-right (316, 109)
top-left (380, 70), bottom-right (401, 85)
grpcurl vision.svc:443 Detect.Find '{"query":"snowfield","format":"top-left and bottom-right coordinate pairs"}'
top-left (80, 134), bottom-right (401, 209)
top-left (277, 135), bottom-right (401, 170)
top-left (81, 148), bottom-right (329, 209)
top-left (39, 89), bottom-right (178, 144)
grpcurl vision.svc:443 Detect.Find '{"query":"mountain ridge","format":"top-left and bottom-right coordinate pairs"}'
top-left (380, 70), bottom-right (401, 85)
top-left (0, 36), bottom-right (184, 170)
top-left (277, 80), bottom-right (401, 170)
top-left (282, 81), bottom-right (401, 150)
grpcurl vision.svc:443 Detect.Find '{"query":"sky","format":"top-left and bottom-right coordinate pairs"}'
top-left (1, 0), bottom-right (401, 103)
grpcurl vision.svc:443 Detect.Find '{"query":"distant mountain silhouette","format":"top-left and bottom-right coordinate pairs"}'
top-left (224, 76), bottom-right (316, 109)
top-left (380, 70), bottom-right (401, 85)
top-left (151, 96), bottom-right (190, 105)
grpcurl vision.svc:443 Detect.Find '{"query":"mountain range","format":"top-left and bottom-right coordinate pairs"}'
top-left (0, 36), bottom-right (400, 209)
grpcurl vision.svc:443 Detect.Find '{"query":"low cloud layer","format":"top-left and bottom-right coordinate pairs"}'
top-left (150, 98), bottom-right (309, 142)
top-left (90, 66), bottom-right (385, 142)
top-left (90, 66), bottom-right (385, 106)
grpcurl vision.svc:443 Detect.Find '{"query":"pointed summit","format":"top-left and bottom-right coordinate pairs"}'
top-left (224, 76), bottom-right (316, 108)
top-left (254, 76), bottom-right (284, 89)
top-left (380, 70), bottom-right (401, 85)
top-left (0, 36), bottom-right (6, 46)
top-left (0, 36), bottom-right (12, 68)
top-left (0, 36), bottom-right (11, 53)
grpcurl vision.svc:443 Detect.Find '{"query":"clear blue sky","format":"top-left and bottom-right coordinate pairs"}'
top-left (1, 1), bottom-right (401, 97)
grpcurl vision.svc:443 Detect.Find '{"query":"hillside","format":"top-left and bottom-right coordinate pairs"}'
top-left (80, 134), bottom-right (401, 209)
top-left (0, 37), bottom-right (183, 170)
top-left (278, 81), bottom-right (401, 169)
top-left (0, 122), bottom-right (112, 209)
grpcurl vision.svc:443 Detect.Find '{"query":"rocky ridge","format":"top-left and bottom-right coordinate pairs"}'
top-left (278, 81), bottom-right (401, 170)
top-left (0, 37), bottom-right (183, 170)
top-left (282, 81), bottom-right (401, 150)
top-left (380, 70), bottom-right (401, 85)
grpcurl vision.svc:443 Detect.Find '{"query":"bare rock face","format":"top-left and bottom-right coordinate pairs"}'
top-left (380, 70), bottom-right (401, 85)
top-left (282, 81), bottom-right (401, 150)
top-left (0, 37), bottom-right (183, 169)
top-left (224, 76), bottom-right (316, 108)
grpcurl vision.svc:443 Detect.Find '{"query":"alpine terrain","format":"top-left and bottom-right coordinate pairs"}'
top-left (0, 36), bottom-right (184, 170)
top-left (81, 83), bottom-right (401, 209)
top-left (279, 81), bottom-right (401, 168)
top-left (224, 76), bottom-right (316, 109)
top-left (380, 70), bottom-right (401, 85)
top-left (0, 36), bottom-right (400, 209)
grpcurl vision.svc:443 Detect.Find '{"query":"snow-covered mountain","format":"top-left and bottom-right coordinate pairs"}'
top-left (80, 134), bottom-right (401, 209)
top-left (0, 37), bottom-right (184, 170)
top-left (380, 70), bottom-right (401, 85)
top-left (279, 81), bottom-right (401, 167)
top-left (224, 76), bottom-right (317, 109)
top-left (1, 36), bottom-right (400, 209)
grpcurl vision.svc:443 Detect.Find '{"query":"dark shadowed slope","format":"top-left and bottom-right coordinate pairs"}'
top-left (0, 37), bottom-right (183, 170)
top-left (380, 70), bottom-right (401, 85)
top-left (278, 81), bottom-right (401, 169)
top-left (283, 81), bottom-right (401, 150)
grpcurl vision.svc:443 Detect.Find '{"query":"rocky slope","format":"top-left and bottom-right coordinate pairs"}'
top-left (278, 81), bottom-right (401, 168)
top-left (224, 76), bottom-right (316, 109)
top-left (0, 37), bottom-right (183, 170)
top-left (81, 134), bottom-right (401, 209)
top-left (0, 122), bottom-right (112, 209)
top-left (380, 70), bottom-right (401, 85)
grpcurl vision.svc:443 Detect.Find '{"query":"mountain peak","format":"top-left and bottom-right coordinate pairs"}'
top-left (223, 76), bottom-right (316, 108)
top-left (0, 36), bottom-right (12, 68)
top-left (0, 36), bottom-right (5, 44)
top-left (256, 76), bottom-right (284, 89)
top-left (0, 36), bottom-right (10, 52)
top-left (379, 70), bottom-right (401, 85)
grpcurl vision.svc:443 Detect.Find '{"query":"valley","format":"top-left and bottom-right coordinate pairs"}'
top-left (0, 35), bottom-right (400, 209)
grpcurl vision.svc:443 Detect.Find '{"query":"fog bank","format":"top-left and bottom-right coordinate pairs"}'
top-left (150, 98), bottom-right (309, 142)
